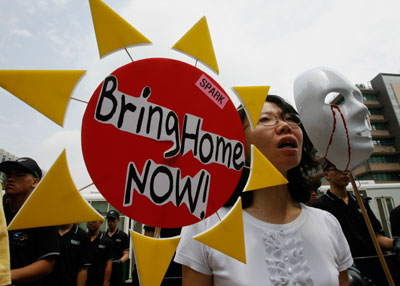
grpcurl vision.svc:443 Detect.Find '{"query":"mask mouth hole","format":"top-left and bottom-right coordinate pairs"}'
top-left (324, 92), bottom-right (345, 105)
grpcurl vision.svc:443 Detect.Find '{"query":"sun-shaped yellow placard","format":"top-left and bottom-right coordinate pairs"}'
top-left (0, 1), bottom-right (289, 284)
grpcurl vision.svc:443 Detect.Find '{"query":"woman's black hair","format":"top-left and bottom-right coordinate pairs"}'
top-left (224, 95), bottom-right (319, 208)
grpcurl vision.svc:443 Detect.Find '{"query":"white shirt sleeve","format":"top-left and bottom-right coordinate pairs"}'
top-left (174, 218), bottom-right (213, 276)
top-left (324, 211), bottom-right (354, 272)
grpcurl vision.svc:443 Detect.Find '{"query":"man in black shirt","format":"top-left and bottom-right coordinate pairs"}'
top-left (86, 220), bottom-right (113, 286)
top-left (313, 160), bottom-right (398, 257)
top-left (54, 223), bottom-right (92, 286)
top-left (390, 204), bottom-right (400, 237)
top-left (0, 192), bottom-right (11, 285)
top-left (106, 210), bottom-right (129, 286)
top-left (1, 157), bottom-right (60, 285)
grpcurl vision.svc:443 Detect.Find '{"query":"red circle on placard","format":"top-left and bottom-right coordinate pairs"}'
top-left (81, 58), bottom-right (244, 228)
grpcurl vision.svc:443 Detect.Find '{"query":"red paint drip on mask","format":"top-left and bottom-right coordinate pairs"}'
top-left (324, 105), bottom-right (351, 171)
top-left (324, 107), bottom-right (337, 158)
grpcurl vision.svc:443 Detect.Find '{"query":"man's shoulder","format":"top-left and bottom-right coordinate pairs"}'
top-left (75, 225), bottom-right (87, 234)
top-left (9, 225), bottom-right (57, 239)
top-left (312, 193), bottom-right (332, 208)
top-left (107, 229), bottom-right (128, 239)
top-left (74, 225), bottom-right (90, 239)
top-left (114, 229), bottom-right (129, 238)
top-left (391, 205), bottom-right (400, 217)
top-left (118, 229), bottom-right (129, 238)
top-left (100, 232), bottom-right (113, 244)
top-left (3, 201), bottom-right (15, 224)
top-left (31, 225), bottom-right (59, 237)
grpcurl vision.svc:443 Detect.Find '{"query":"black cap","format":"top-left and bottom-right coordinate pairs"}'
top-left (0, 157), bottom-right (42, 179)
top-left (106, 210), bottom-right (120, 220)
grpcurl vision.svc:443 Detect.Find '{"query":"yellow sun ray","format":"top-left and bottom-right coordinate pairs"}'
top-left (89, 0), bottom-right (152, 59)
top-left (172, 16), bottom-right (219, 74)
top-left (244, 145), bottom-right (288, 192)
top-left (130, 230), bottom-right (180, 286)
top-left (7, 150), bottom-right (103, 231)
top-left (0, 70), bottom-right (85, 127)
top-left (233, 86), bottom-right (269, 130)
top-left (193, 197), bottom-right (246, 263)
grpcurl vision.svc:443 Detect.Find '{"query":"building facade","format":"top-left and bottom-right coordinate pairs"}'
top-left (0, 149), bottom-right (18, 163)
top-left (352, 73), bottom-right (400, 183)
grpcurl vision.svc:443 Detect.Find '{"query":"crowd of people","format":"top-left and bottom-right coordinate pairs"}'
top-left (1, 94), bottom-right (400, 286)
top-left (0, 157), bottom-right (129, 286)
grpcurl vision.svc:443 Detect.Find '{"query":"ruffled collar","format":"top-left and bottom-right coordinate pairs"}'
top-left (244, 204), bottom-right (314, 285)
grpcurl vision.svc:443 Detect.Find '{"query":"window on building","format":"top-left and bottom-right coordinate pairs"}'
top-left (357, 174), bottom-right (371, 181)
top-left (92, 201), bottom-right (108, 215)
top-left (371, 122), bottom-right (388, 130)
top-left (363, 94), bottom-right (378, 101)
top-left (373, 138), bottom-right (393, 146)
top-left (368, 108), bottom-right (383, 115)
top-left (368, 155), bottom-right (398, 163)
top-left (371, 172), bottom-right (400, 181)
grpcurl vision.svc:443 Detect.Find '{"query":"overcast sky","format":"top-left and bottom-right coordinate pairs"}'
top-left (1, 0), bottom-right (400, 189)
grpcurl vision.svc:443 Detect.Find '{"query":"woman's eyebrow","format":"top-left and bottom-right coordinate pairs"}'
top-left (259, 111), bottom-right (281, 116)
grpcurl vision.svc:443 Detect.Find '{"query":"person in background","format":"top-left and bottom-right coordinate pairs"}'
top-left (53, 223), bottom-right (92, 286)
top-left (306, 190), bottom-right (319, 206)
top-left (86, 220), bottom-right (113, 286)
top-left (313, 160), bottom-right (400, 258)
top-left (390, 204), bottom-right (400, 237)
top-left (305, 175), bottom-right (321, 206)
top-left (0, 157), bottom-right (60, 286)
top-left (106, 210), bottom-right (129, 286)
top-left (0, 188), bottom-right (11, 286)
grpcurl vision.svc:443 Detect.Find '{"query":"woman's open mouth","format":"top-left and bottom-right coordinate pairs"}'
top-left (278, 138), bottom-right (298, 149)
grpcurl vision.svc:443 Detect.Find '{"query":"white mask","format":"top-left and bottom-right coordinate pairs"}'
top-left (294, 67), bottom-right (373, 171)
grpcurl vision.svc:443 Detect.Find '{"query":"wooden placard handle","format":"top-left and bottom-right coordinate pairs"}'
top-left (349, 173), bottom-right (394, 286)
top-left (153, 227), bottom-right (161, 239)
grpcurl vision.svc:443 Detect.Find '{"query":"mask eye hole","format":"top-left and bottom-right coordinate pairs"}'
top-left (324, 92), bottom-right (345, 105)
